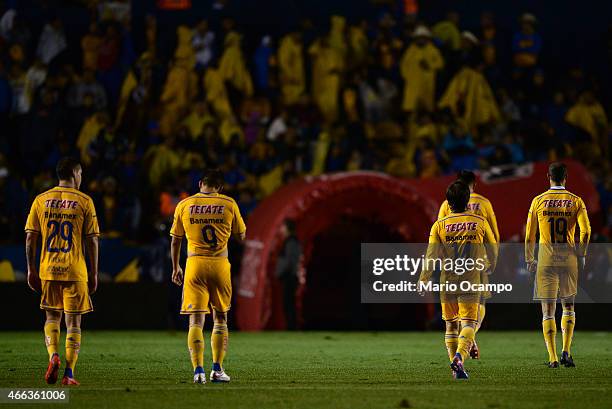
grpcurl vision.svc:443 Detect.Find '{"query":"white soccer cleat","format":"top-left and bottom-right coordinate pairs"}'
top-left (193, 372), bottom-right (207, 384)
top-left (210, 369), bottom-right (230, 383)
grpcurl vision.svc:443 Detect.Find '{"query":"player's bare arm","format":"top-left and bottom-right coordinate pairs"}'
top-left (171, 236), bottom-right (184, 286)
top-left (524, 198), bottom-right (539, 273)
top-left (85, 235), bottom-right (99, 295)
top-left (25, 231), bottom-right (41, 293)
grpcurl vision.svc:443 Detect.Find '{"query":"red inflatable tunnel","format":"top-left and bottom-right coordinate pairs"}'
top-left (236, 161), bottom-right (600, 331)
top-left (236, 172), bottom-right (440, 330)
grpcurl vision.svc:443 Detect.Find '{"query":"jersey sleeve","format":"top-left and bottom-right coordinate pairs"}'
top-left (84, 198), bottom-right (100, 237)
top-left (483, 200), bottom-right (500, 242)
top-left (232, 201), bottom-right (246, 235)
top-left (576, 197), bottom-right (591, 256)
top-left (170, 201), bottom-right (185, 238)
top-left (419, 222), bottom-right (441, 283)
top-left (437, 200), bottom-right (450, 220)
top-left (524, 197), bottom-right (539, 263)
top-left (24, 199), bottom-right (41, 233)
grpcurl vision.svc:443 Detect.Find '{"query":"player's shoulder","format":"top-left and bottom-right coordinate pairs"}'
top-left (173, 194), bottom-right (200, 213)
top-left (561, 189), bottom-right (583, 202)
top-left (33, 187), bottom-right (56, 202)
top-left (531, 190), bottom-right (551, 203)
top-left (217, 193), bottom-right (238, 206)
top-left (470, 193), bottom-right (491, 204)
top-left (176, 194), bottom-right (196, 207)
top-left (35, 187), bottom-right (93, 203)
top-left (437, 199), bottom-right (449, 214)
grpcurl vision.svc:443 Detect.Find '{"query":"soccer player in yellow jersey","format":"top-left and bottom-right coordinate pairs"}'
top-left (170, 169), bottom-right (246, 384)
top-left (525, 162), bottom-right (590, 368)
top-left (438, 170), bottom-right (500, 359)
top-left (24, 158), bottom-right (100, 386)
top-left (420, 181), bottom-right (498, 379)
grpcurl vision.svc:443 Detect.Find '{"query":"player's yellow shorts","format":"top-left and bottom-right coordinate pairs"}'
top-left (181, 256), bottom-right (232, 314)
top-left (40, 280), bottom-right (93, 314)
top-left (534, 266), bottom-right (577, 301)
top-left (441, 293), bottom-right (480, 323)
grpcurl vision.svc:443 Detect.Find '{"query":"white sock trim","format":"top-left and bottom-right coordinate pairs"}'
top-left (562, 311), bottom-right (576, 317)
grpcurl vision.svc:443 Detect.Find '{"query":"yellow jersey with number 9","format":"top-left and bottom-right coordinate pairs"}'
top-left (170, 192), bottom-right (246, 257)
top-left (25, 187), bottom-right (100, 282)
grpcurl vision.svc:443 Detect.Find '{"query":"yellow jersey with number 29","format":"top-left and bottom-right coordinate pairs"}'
top-left (170, 192), bottom-right (246, 257)
top-left (24, 186), bottom-right (100, 282)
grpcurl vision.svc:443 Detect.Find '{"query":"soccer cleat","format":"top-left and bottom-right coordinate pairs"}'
top-left (548, 361), bottom-right (559, 368)
top-left (560, 352), bottom-right (575, 368)
top-left (469, 340), bottom-right (480, 360)
top-left (61, 376), bottom-right (80, 386)
top-left (210, 369), bottom-right (231, 383)
top-left (45, 353), bottom-right (61, 384)
top-left (193, 366), bottom-right (206, 384)
top-left (450, 354), bottom-right (469, 379)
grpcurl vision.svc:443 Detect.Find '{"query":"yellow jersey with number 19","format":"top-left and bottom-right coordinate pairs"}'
top-left (525, 186), bottom-right (591, 267)
top-left (24, 186), bottom-right (100, 282)
top-left (170, 192), bottom-right (246, 257)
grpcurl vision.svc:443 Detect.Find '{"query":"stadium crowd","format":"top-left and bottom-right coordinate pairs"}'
top-left (0, 1), bottom-right (610, 243)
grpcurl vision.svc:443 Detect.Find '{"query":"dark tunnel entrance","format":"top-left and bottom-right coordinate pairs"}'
top-left (302, 215), bottom-right (430, 330)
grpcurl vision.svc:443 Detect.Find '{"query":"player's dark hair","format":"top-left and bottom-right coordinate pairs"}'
top-left (56, 157), bottom-right (81, 181)
top-left (457, 170), bottom-right (476, 187)
top-left (201, 168), bottom-right (224, 189)
top-left (446, 181), bottom-right (470, 213)
top-left (548, 162), bottom-right (567, 184)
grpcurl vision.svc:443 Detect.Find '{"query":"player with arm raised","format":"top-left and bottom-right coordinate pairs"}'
top-left (438, 170), bottom-right (499, 360)
top-left (525, 162), bottom-right (590, 368)
top-left (421, 181), bottom-right (498, 379)
top-left (24, 157), bottom-right (100, 386)
top-left (170, 169), bottom-right (246, 384)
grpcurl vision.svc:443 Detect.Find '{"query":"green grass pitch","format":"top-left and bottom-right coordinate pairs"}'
top-left (1, 331), bottom-right (611, 409)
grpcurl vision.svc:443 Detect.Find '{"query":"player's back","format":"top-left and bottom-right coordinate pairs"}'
top-left (526, 187), bottom-right (590, 266)
top-left (25, 186), bottom-right (99, 281)
top-left (171, 192), bottom-right (245, 257)
top-left (439, 193), bottom-right (500, 241)
top-left (428, 212), bottom-right (497, 284)
top-left (435, 212), bottom-right (492, 248)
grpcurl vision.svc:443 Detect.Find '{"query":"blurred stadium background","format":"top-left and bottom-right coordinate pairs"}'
top-left (0, 0), bottom-right (611, 331)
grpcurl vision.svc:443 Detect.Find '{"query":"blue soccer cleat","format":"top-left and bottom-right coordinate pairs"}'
top-left (193, 366), bottom-right (206, 384)
top-left (450, 353), bottom-right (469, 379)
top-left (560, 352), bottom-right (575, 368)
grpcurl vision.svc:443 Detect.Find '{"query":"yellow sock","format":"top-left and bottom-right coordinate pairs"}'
top-left (444, 330), bottom-right (458, 362)
top-left (475, 304), bottom-right (486, 333)
top-left (211, 323), bottom-right (228, 368)
top-left (542, 317), bottom-right (558, 362)
top-left (561, 310), bottom-right (576, 355)
top-left (188, 326), bottom-right (204, 370)
top-left (44, 320), bottom-right (60, 359)
top-left (457, 325), bottom-right (475, 361)
top-left (65, 328), bottom-right (81, 372)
